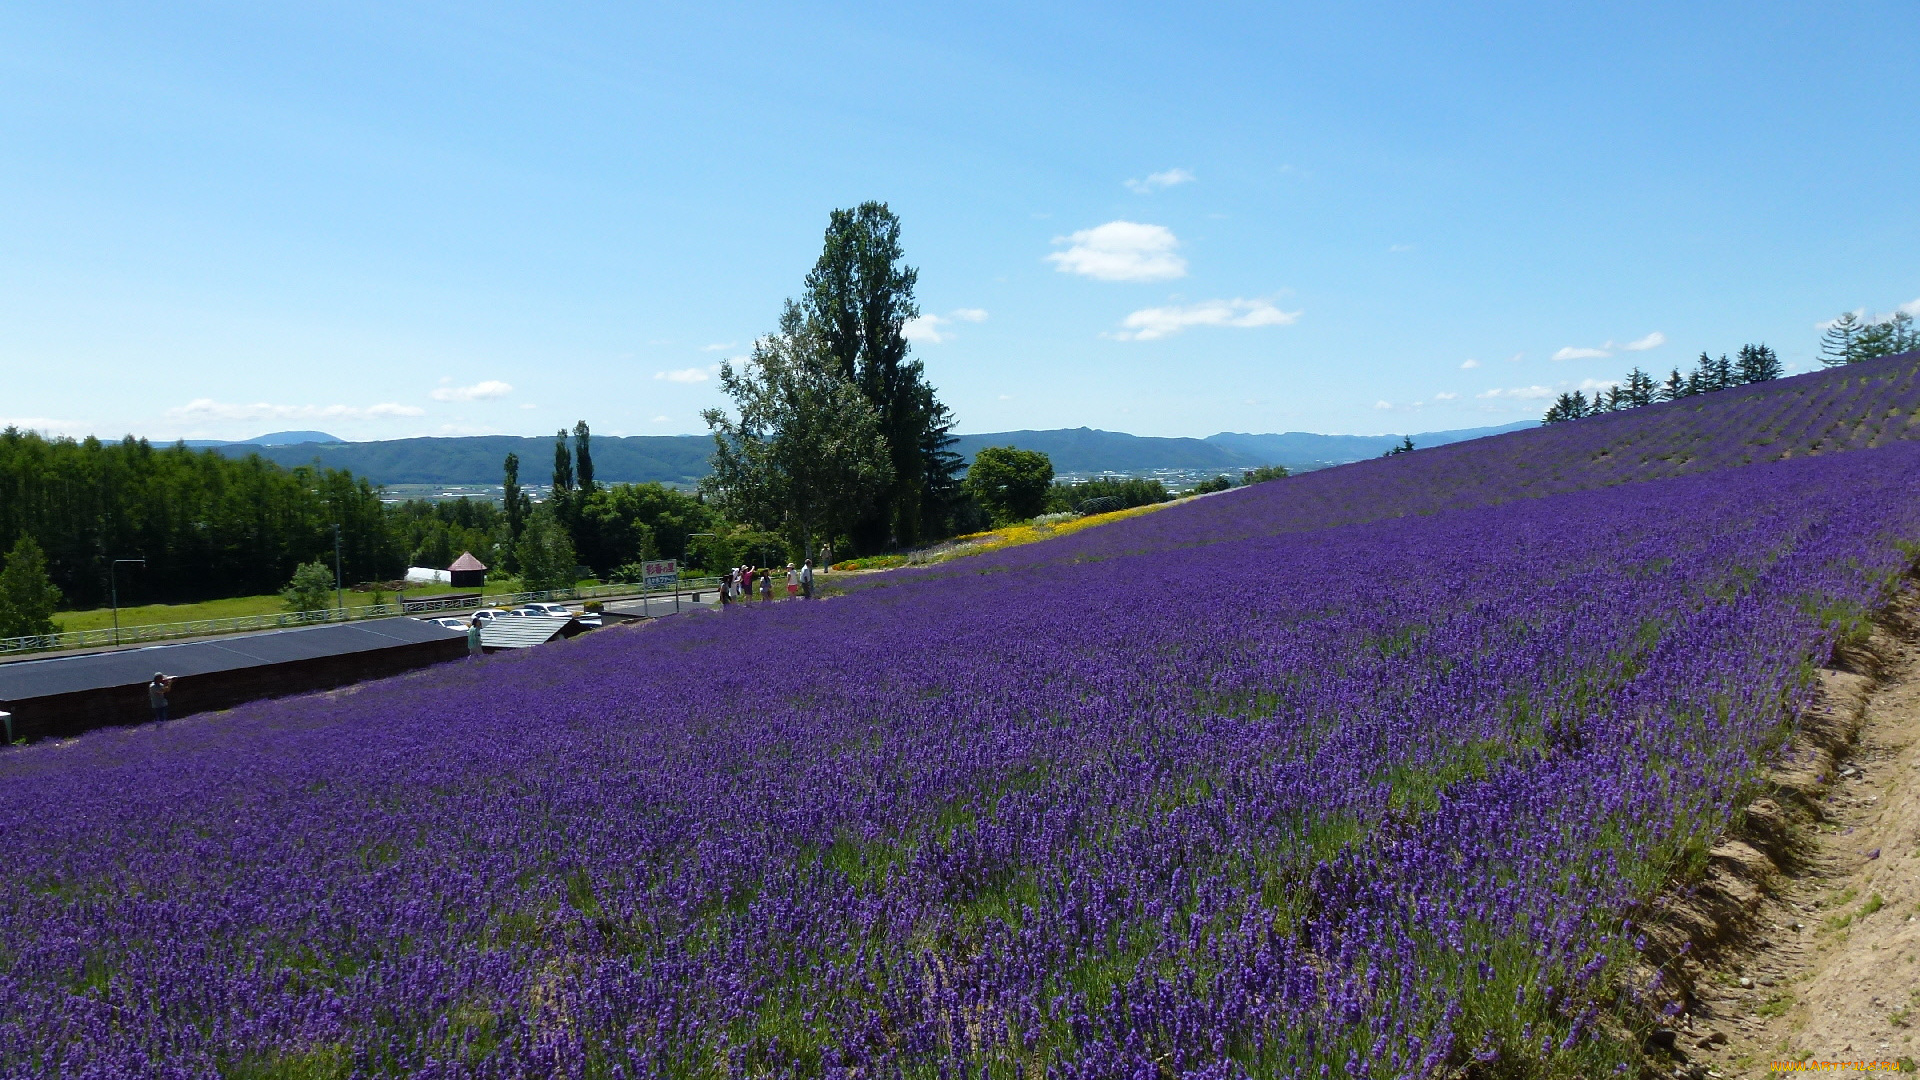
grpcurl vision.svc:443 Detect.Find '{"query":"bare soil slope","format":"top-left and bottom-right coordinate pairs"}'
top-left (1680, 595), bottom-right (1920, 1072)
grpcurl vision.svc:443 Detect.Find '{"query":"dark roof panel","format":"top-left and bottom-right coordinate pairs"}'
top-left (0, 619), bottom-right (459, 703)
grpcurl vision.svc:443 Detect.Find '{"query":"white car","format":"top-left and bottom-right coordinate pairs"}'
top-left (425, 617), bottom-right (469, 631)
top-left (469, 608), bottom-right (512, 624)
top-left (515, 602), bottom-right (600, 627)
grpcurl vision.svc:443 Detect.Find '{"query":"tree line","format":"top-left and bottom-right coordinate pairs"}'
top-left (0, 428), bottom-right (395, 614)
top-left (1544, 307), bottom-right (1920, 426)
top-left (1542, 345), bottom-right (1783, 423)
top-left (0, 422), bottom-right (743, 628)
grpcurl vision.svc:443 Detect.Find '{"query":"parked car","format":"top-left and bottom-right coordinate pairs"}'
top-left (424, 617), bottom-right (469, 631)
top-left (469, 608), bottom-right (512, 624)
top-left (515, 602), bottom-right (600, 627)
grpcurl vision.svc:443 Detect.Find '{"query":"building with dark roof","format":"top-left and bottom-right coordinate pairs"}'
top-left (0, 618), bottom-right (468, 742)
top-left (448, 551), bottom-right (488, 588)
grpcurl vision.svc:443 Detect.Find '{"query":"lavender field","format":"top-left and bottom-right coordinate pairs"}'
top-left (6, 359), bottom-right (1920, 1078)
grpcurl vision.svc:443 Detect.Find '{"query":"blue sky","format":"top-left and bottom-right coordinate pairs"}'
top-left (3, 2), bottom-right (1916, 442)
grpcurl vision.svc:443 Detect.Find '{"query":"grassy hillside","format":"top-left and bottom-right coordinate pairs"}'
top-left (924, 351), bottom-right (1920, 576)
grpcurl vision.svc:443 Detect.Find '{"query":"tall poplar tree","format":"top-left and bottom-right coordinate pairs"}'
top-left (799, 202), bottom-right (960, 551)
top-left (551, 430), bottom-right (574, 496)
top-left (573, 421), bottom-right (596, 494)
top-left (502, 452), bottom-right (527, 573)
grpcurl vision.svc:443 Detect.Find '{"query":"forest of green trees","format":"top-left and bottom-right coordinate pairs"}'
top-left (0, 423), bottom-right (741, 618)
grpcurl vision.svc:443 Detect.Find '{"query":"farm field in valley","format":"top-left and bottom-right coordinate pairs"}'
top-left (6, 354), bottom-right (1920, 1077)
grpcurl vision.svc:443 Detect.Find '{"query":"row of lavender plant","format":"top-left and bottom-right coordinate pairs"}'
top-left (2, 438), bottom-right (1917, 1077)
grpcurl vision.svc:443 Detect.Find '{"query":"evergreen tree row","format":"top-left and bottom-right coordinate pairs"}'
top-left (1543, 345), bottom-right (1782, 424)
top-left (0, 428), bottom-right (398, 609)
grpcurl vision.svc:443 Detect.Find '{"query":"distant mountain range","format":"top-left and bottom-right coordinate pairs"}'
top-left (193, 421), bottom-right (1536, 487)
top-left (181, 430), bottom-right (342, 448)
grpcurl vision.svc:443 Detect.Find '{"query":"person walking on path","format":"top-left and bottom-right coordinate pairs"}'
top-left (148, 673), bottom-right (174, 723)
top-left (801, 559), bottom-right (814, 599)
top-left (785, 563), bottom-right (798, 599)
top-left (759, 569), bottom-right (772, 602)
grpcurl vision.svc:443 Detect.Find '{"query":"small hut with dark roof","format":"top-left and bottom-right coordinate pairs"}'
top-left (448, 551), bottom-right (488, 589)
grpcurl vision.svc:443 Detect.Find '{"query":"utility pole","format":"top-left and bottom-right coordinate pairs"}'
top-left (332, 524), bottom-right (344, 619)
top-left (110, 558), bottom-right (146, 647)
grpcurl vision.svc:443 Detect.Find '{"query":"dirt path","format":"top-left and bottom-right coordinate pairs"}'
top-left (1680, 606), bottom-right (1920, 1074)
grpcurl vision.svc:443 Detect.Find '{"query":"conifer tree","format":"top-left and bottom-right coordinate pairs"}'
top-left (0, 534), bottom-right (61, 638)
top-left (1623, 367), bottom-right (1658, 407)
top-left (1659, 369), bottom-right (1687, 401)
top-left (1686, 352), bottom-right (1715, 395)
top-left (1737, 344), bottom-right (1782, 383)
top-left (1819, 312), bottom-right (1862, 366)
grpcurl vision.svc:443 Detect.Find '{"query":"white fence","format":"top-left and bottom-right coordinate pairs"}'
top-left (0, 578), bottom-right (720, 658)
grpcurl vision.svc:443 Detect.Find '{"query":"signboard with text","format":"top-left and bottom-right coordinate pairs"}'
top-left (642, 559), bottom-right (678, 589)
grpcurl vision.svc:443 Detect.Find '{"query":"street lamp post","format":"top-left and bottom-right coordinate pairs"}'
top-left (110, 558), bottom-right (146, 647)
top-left (332, 524), bottom-right (344, 619)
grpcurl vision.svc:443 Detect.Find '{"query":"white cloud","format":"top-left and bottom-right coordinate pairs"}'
top-left (1578, 378), bottom-right (1621, 393)
top-left (1507, 352), bottom-right (1524, 362)
top-left (0, 417), bottom-right (81, 435)
top-left (1618, 331), bottom-right (1666, 351)
top-left (700, 342), bottom-right (736, 352)
top-left (1434, 391), bottom-right (1458, 401)
top-left (904, 308), bottom-right (988, 345)
top-left (1125, 168), bottom-right (1196, 194)
top-left (655, 368), bottom-right (710, 383)
top-left (651, 415), bottom-right (671, 423)
top-left (1109, 298), bottom-right (1300, 341)
top-left (520, 403), bottom-right (538, 410)
top-left (903, 316), bottom-right (949, 344)
top-left (430, 379), bottom-right (513, 402)
top-left (1552, 346), bottom-right (1611, 361)
top-left (1460, 358), bottom-right (1481, 370)
top-left (1388, 243), bottom-right (1415, 253)
top-left (1900, 297), bottom-right (1920, 317)
top-left (1477, 386), bottom-right (1556, 401)
top-left (1046, 221), bottom-right (1187, 282)
top-left (998, 394), bottom-right (1013, 400)
top-left (1374, 400), bottom-right (1393, 410)
top-left (168, 399), bottom-right (425, 421)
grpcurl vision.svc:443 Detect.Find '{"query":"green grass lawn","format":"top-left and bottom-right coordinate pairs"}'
top-left (55, 595), bottom-right (290, 633)
top-left (50, 578), bottom-right (559, 633)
